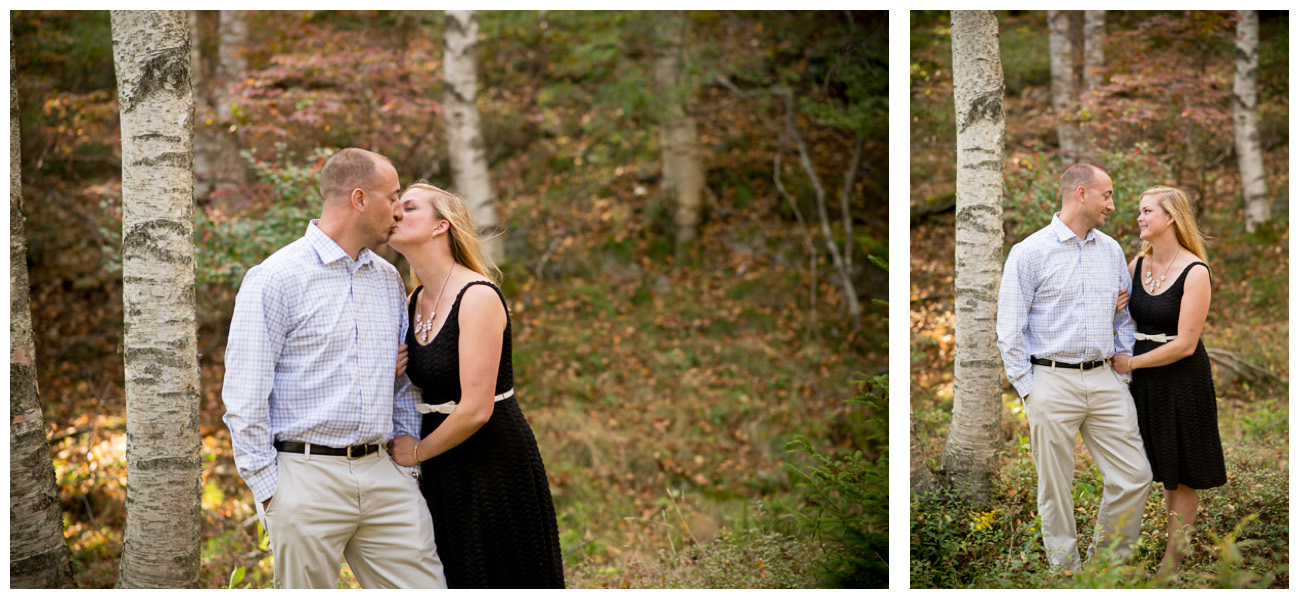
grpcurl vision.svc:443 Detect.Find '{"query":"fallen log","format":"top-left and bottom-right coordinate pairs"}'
top-left (1206, 347), bottom-right (1287, 385)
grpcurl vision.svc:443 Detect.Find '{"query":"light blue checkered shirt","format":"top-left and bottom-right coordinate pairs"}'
top-left (996, 214), bottom-right (1136, 398)
top-left (221, 221), bottom-right (421, 503)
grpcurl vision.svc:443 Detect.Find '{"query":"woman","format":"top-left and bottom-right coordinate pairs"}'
top-left (1113, 186), bottom-right (1226, 578)
top-left (386, 181), bottom-right (565, 588)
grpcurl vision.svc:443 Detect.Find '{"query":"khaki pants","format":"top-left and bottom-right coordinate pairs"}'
top-left (257, 447), bottom-right (445, 588)
top-left (1025, 363), bottom-right (1152, 567)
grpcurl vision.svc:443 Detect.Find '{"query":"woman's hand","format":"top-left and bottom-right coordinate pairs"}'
top-left (1112, 353), bottom-right (1133, 374)
top-left (388, 434), bottom-right (420, 467)
top-left (1116, 288), bottom-right (1129, 314)
top-left (396, 344), bottom-right (409, 378)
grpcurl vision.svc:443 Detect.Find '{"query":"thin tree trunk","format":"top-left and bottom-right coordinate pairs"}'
top-left (216, 10), bottom-right (246, 124)
top-left (10, 28), bottom-right (77, 590)
top-left (192, 10), bottom-right (216, 202)
top-left (1082, 10), bottom-right (1105, 90)
top-left (210, 9), bottom-right (246, 208)
top-left (653, 10), bottom-right (705, 246)
top-left (944, 10), bottom-right (1006, 504)
top-left (1233, 10), bottom-right (1270, 232)
top-left (1048, 10), bottom-right (1086, 164)
top-left (444, 10), bottom-right (504, 265)
top-left (110, 10), bottom-right (203, 589)
top-left (777, 89), bottom-right (863, 331)
top-left (840, 134), bottom-right (862, 274)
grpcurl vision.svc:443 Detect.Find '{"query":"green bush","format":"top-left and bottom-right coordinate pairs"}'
top-left (785, 371), bottom-right (888, 588)
top-left (1003, 144), bottom-right (1175, 245)
top-left (195, 146), bottom-right (328, 289)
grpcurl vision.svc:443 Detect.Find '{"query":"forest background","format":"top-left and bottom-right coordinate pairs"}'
top-left (10, 10), bottom-right (885, 588)
top-left (909, 10), bottom-right (1289, 588)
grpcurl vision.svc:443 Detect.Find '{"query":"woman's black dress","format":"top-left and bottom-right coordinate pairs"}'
top-left (406, 281), bottom-right (565, 588)
top-left (1129, 258), bottom-right (1226, 491)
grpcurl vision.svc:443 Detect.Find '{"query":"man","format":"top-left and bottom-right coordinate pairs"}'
top-left (996, 163), bottom-right (1152, 568)
top-left (222, 148), bottom-right (445, 588)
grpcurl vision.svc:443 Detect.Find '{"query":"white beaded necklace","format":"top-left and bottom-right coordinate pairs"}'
top-left (1143, 248), bottom-right (1180, 294)
top-left (413, 265), bottom-right (455, 343)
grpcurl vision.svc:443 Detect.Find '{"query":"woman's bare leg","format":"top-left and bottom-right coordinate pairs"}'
top-left (1157, 484), bottom-right (1198, 578)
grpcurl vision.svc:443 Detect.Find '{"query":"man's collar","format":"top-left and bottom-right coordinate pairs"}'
top-left (1049, 213), bottom-right (1097, 244)
top-left (306, 220), bottom-right (371, 266)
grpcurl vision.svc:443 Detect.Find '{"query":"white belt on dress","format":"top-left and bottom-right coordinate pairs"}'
top-left (1134, 332), bottom-right (1177, 343)
top-left (415, 388), bottom-right (514, 414)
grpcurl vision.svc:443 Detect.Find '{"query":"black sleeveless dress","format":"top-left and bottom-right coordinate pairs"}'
top-left (1129, 258), bottom-right (1226, 491)
top-left (406, 281), bottom-right (565, 588)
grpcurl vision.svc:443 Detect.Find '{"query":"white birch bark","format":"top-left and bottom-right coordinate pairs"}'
top-left (1048, 10), bottom-right (1086, 163)
top-left (209, 10), bottom-right (247, 206)
top-left (944, 10), bottom-right (1006, 503)
top-left (1083, 10), bottom-right (1106, 91)
top-left (10, 30), bottom-right (76, 590)
top-left (216, 10), bottom-right (246, 124)
top-left (192, 10), bottom-right (216, 201)
top-left (1234, 10), bottom-right (1270, 232)
top-left (444, 10), bottom-right (504, 265)
top-left (653, 10), bottom-right (705, 245)
top-left (110, 10), bottom-right (203, 588)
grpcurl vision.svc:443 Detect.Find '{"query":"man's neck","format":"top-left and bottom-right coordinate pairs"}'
top-left (315, 216), bottom-right (364, 261)
top-left (1058, 211), bottom-right (1094, 242)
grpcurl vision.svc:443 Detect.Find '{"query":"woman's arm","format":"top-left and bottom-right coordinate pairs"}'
top-left (1130, 264), bottom-right (1211, 370)
top-left (393, 284), bottom-right (507, 466)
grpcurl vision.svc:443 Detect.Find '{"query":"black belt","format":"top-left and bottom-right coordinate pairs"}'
top-left (274, 440), bottom-right (380, 459)
top-left (1031, 357), bottom-right (1105, 370)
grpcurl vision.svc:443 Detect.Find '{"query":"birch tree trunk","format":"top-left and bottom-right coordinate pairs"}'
top-left (444, 10), bottom-right (503, 265)
top-left (1233, 10), bottom-right (1270, 233)
top-left (943, 10), bottom-right (1006, 504)
top-left (10, 31), bottom-right (76, 590)
top-left (192, 10), bottom-right (216, 201)
top-left (1082, 11), bottom-right (1105, 91)
top-left (110, 10), bottom-right (203, 588)
top-left (653, 10), bottom-right (705, 246)
top-left (210, 10), bottom-right (247, 206)
top-left (1048, 10), bottom-right (1086, 164)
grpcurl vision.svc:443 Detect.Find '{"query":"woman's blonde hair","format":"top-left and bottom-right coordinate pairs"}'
top-left (403, 181), bottom-right (501, 287)
top-left (1138, 186), bottom-right (1209, 263)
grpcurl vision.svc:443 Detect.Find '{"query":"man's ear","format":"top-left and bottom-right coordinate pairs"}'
top-left (350, 187), bottom-right (366, 213)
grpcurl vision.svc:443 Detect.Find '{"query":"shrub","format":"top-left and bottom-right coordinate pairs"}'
top-left (785, 371), bottom-right (888, 588)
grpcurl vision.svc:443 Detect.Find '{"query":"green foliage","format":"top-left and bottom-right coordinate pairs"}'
top-left (1003, 144), bottom-right (1175, 245)
top-left (1000, 22), bottom-right (1051, 96)
top-left (785, 372), bottom-right (888, 588)
top-left (194, 147), bottom-right (327, 289)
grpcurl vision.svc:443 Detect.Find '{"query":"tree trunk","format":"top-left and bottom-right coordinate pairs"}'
top-left (216, 10), bottom-right (246, 124)
top-left (1048, 10), bottom-right (1087, 164)
top-left (653, 10), bottom-right (705, 246)
top-left (192, 10), bottom-right (217, 202)
top-left (110, 10), bottom-right (203, 589)
top-left (1082, 10), bottom-right (1105, 90)
top-left (944, 10), bottom-right (1006, 504)
top-left (208, 10), bottom-right (247, 208)
top-left (443, 10), bottom-right (504, 265)
top-left (1233, 10), bottom-right (1270, 233)
top-left (10, 28), bottom-right (77, 590)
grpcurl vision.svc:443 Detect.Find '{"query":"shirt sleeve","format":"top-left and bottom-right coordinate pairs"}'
top-left (221, 266), bottom-right (288, 504)
top-left (996, 244), bottom-right (1035, 398)
top-left (1112, 244), bottom-right (1136, 357)
top-left (392, 283), bottom-right (421, 439)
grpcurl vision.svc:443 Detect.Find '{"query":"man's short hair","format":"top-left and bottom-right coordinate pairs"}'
top-left (319, 148), bottom-right (391, 205)
top-left (1059, 163), bottom-right (1106, 203)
